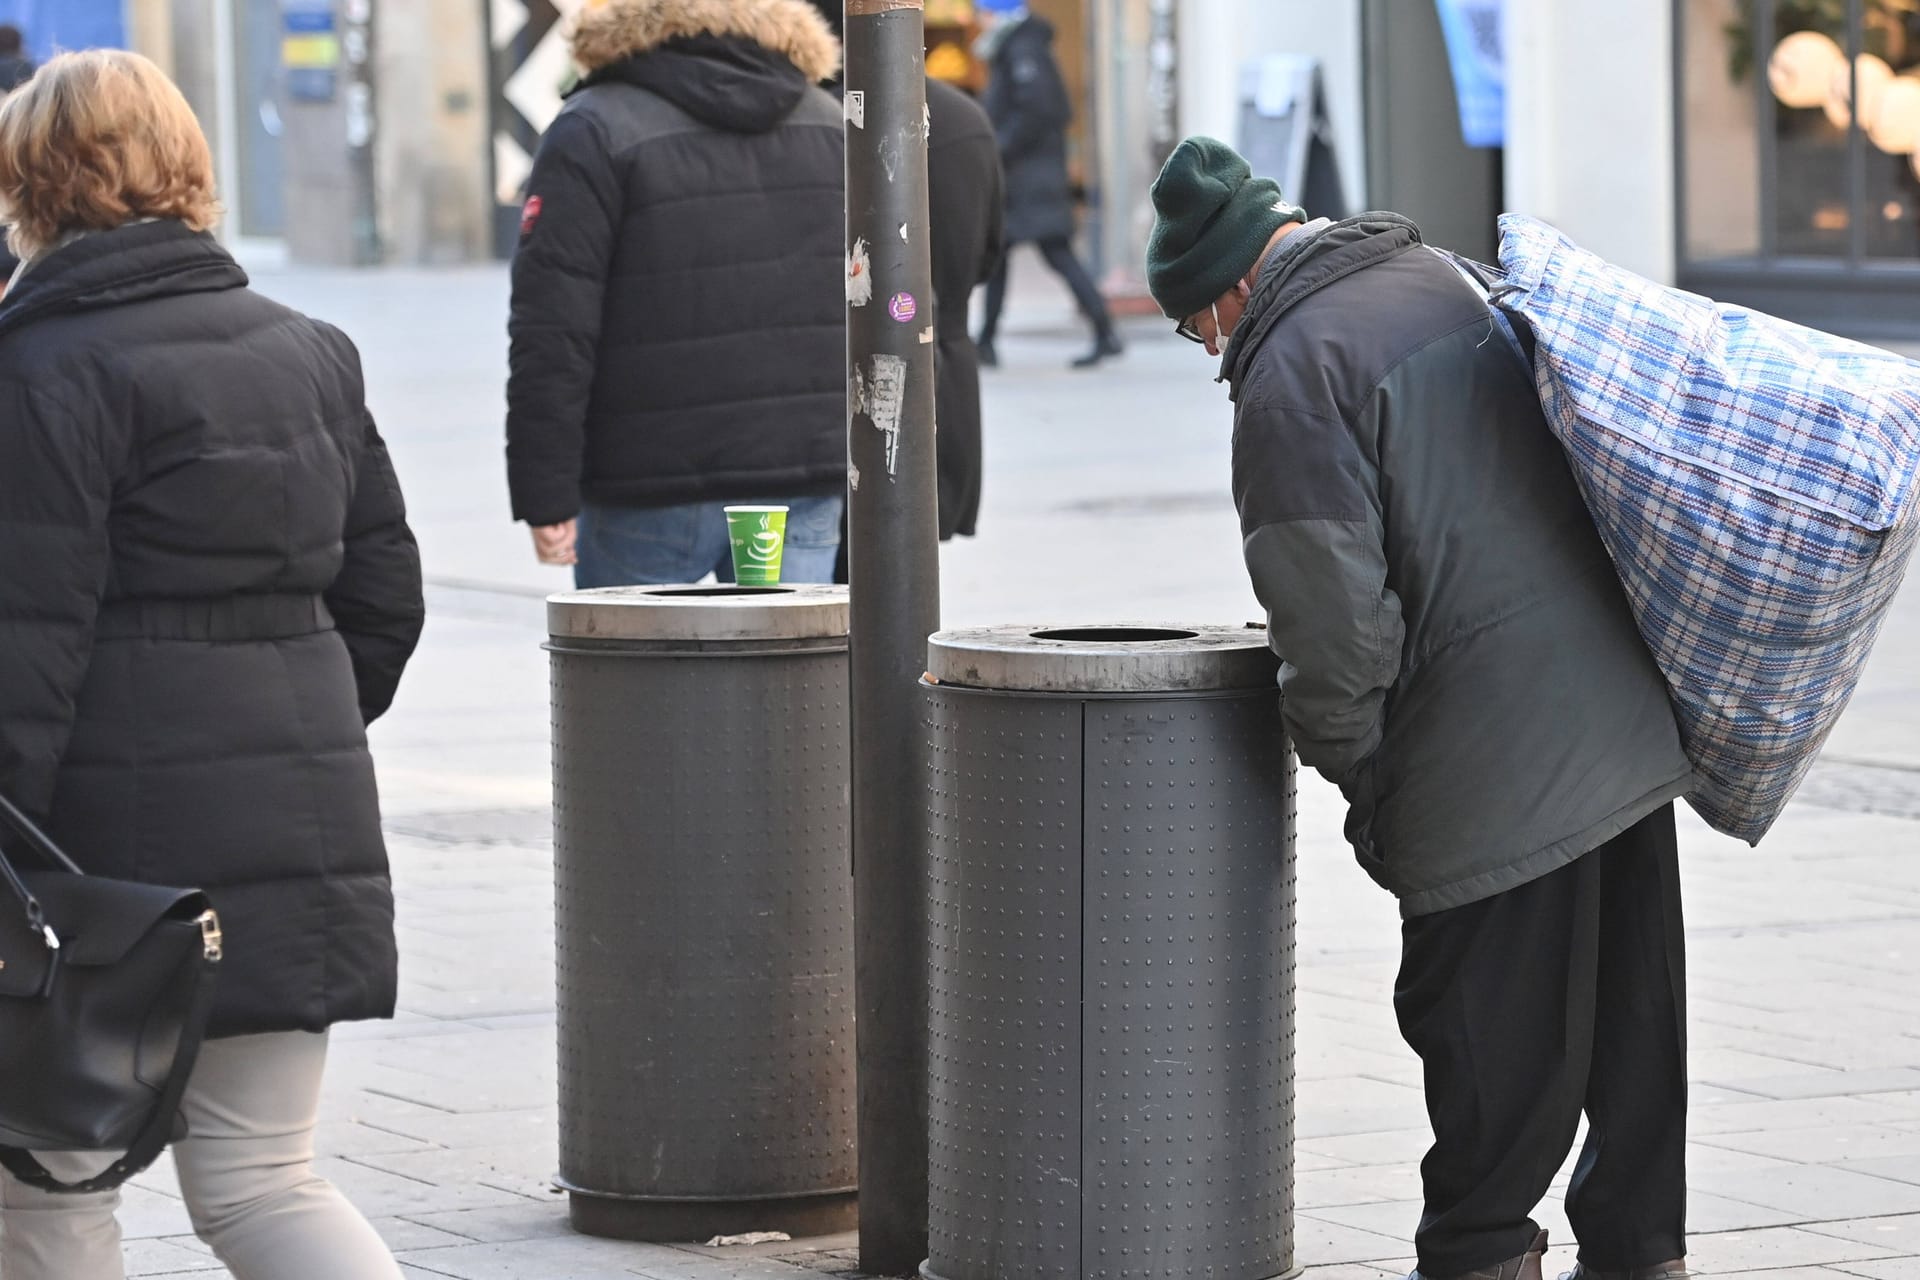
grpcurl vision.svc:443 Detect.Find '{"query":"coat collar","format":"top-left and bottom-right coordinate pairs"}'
top-left (1222, 213), bottom-right (1424, 398)
top-left (0, 220), bottom-right (248, 341)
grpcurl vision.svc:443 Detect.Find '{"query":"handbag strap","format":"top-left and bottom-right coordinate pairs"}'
top-left (0, 949), bottom-right (220, 1194)
top-left (0, 793), bottom-right (83, 953)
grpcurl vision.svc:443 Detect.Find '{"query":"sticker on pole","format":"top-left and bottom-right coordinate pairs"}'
top-left (888, 291), bottom-right (917, 323)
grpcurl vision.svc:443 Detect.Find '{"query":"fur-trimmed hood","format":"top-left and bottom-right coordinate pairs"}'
top-left (572, 0), bottom-right (840, 84)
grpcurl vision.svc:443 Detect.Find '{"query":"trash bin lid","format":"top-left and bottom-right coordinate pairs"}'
top-left (927, 623), bottom-right (1278, 694)
top-left (548, 584), bottom-right (850, 643)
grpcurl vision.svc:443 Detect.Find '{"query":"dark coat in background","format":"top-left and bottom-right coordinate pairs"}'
top-left (0, 221), bottom-right (425, 1037)
top-left (980, 15), bottom-right (1076, 245)
top-left (505, 0), bottom-right (845, 526)
top-left (0, 54), bottom-right (33, 94)
top-left (926, 77), bottom-right (1004, 540)
top-left (1225, 215), bottom-right (1691, 916)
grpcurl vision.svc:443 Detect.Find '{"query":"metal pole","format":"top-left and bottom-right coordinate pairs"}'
top-left (843, 1), bottom-right (938, 1273)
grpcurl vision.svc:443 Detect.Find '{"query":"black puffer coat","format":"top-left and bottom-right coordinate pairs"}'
top-left (927, 77), bottom-right (1004, 539)
top-left (506, 0), bottom-right (845, 526)
top-left (980, 15), bottom-right (1075, 245)
top-left (0, 221), bottom-right (424, 1037)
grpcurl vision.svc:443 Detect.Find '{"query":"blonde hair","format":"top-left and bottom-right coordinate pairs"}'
top-left (0, 49), bottom-right (220, 260)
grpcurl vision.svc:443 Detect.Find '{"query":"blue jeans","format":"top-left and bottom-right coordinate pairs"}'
top-left (573, 495), bottom-right (844, 589)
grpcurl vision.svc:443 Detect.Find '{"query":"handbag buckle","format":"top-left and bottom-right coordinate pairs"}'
top-left (196, 910), bottom-right (223, 963)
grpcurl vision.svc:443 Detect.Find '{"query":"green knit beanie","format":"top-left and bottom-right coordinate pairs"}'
top-left (1147, 136), bottom-right (1305, 320)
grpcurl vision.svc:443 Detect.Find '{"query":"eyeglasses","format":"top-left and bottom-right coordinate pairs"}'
top-left (1175, 302), bottom-right (1220, 345)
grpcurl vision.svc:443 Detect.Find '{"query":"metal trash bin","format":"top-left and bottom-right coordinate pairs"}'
top-left (546, 585), bottom-right (857, 1242)
top-left (923, 624), bottom-right (1299, 1280)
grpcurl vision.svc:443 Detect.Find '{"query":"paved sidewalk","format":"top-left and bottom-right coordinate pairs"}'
top-left (107, 265), bottom-right (1920, 1279)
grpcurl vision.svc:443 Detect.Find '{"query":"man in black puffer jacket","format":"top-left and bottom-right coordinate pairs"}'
top-left (1148, 137), bottom-right (1696, 1280)
top-left (506, 0), bottom-right (846, 586)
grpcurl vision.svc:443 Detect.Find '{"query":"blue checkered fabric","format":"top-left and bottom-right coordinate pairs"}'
top-left (1473, 216), bottom-right (1920, 843)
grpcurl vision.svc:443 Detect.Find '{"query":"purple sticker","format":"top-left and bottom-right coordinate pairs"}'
top-left (888, 291), bottom-right (918, 323)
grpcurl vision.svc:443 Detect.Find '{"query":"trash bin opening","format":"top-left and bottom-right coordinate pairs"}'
top-left (643, 587), bottom-right (799, 598)
top-left (1028, 627), bottom-right (1201, 643)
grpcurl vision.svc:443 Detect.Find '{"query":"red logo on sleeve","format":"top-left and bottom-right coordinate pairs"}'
top-left (520, 195), bottom-right (544, 238)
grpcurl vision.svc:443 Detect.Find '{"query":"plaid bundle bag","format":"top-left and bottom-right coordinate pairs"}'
top-left (1461, 215), bottom-right (1920, 843)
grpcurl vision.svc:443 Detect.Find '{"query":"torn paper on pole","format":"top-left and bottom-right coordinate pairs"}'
top-left (853, 354), bottom-right (907, 478)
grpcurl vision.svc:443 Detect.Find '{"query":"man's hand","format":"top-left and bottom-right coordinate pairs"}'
top-left (531, 520), bottom-right (578, 566)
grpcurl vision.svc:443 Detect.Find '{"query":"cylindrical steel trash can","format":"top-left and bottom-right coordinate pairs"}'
top-left (923, 624), bottom-right (1299, 1280)
top-left (547, 585), bottom-right (857, 1242)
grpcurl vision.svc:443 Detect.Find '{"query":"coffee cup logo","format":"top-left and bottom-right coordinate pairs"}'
top-left (748, 528), bottom-right (782, 563)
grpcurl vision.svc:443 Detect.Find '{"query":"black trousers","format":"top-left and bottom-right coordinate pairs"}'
top-left (977, 236), bottom-right (1114, 343)
top-left (1395, 804), bottom-right (1687, 1276)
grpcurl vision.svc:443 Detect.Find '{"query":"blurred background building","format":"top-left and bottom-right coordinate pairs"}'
top-left (4, 0), bottom-right (1911, 339)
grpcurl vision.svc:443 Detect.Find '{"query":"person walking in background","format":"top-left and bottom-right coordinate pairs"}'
top-left (1148, 136), bottom-right (1695, 1280)
top-left (0, 26), bottom-right (33, 94)
top-left (923, 74), bottom-right (1006, 540)
top-left (506, 0), bottom-right (847, 587)
top-left (805, 0), bottom-right (1004, 578)
top-left (0, 50), bottom-right (423, 1280)
top-left (972, 0), bottom-right (1121, 369)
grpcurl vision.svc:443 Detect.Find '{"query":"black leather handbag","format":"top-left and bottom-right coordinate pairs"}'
top-left (0, 793), bottom-right (223, 1193)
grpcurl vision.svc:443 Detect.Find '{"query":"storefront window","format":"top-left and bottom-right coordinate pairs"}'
top-left (1683, 0), bottom-right (1920, 268)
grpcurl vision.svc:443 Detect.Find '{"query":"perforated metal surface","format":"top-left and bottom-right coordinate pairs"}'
top-left (551, 641), bottom-right (855, 1204)
top-left (1082, 698), bottom-right (1297, 1280)
top-left (928, 689), bottom-right (1085, 1280)
top-left (926, 683), bottom-right (1298, 1280)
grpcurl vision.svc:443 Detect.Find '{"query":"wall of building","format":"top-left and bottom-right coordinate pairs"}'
top-left (375, 0), bottom-right (492, 264)
top-left (1175, 0), bottom-right (1366, 211)
top-left (1503, 0), bottom-right (1677, 283)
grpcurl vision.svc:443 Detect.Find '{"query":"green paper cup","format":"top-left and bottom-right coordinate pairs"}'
top-left (724, 505), bottom-right (789, 585)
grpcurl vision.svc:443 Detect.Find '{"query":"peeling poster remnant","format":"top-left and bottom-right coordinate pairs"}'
top-left (845, 90), bottom-right (865, 129)
top-left (862, 354), bottom-right (907, 477)
top-left (847, 237), bottom-right (873, 307)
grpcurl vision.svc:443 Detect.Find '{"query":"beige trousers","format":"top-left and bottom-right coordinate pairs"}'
top-left (0, 1030), bottom-right (402, 1280)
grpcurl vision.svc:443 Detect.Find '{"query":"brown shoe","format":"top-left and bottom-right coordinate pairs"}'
top-left (1558, 1262), bottom-right (1691, 1280)
top-left (1410, 1229), bottom-right (1549, 1280)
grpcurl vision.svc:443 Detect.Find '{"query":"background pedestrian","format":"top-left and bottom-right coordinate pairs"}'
top-left (506, 0), bottom-right (847, 587)
top-left (973, 0), bottom-right (1121, 369)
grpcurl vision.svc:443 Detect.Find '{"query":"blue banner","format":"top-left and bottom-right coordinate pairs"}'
top-left (0, 0), bottom-right (125, 64)
top-left (1434, 0), bottom-right (1505, 148)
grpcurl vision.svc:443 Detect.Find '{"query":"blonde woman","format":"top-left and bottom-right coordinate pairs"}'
top-left (0, 51), bottom-right (421, 1279)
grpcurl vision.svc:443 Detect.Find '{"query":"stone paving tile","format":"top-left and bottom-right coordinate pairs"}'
top-left (1689, 1097), bottom-right (1919, 1138)
top-left (397, 1235), bottom-right (694, 1279)
top-left (1830, 1154), bottom-right (1920, 1188)
top-left (1703, 1165), bottom-right (1920, 1220)
top-left (1706, 1069), bottom-right (1920, 1103)
top-left (123, 1238), bottom-right (223, 1276)
top-left (1805, 1212), bottom-right (1920, 1253)
top-left (1289, 1213), bottom-right (1413, 1267)
top-left (1836, 1259), bottom-right (1920, 1278)
top-left (1706, 1269), bottom-right (1892, 1279)
top-left (1677, 1225), bottom-right (1898, 1271)
top-left (404, 1202), bottom-right (579, 1246)
top-left (1702, 1124), bottom-right (1920, 1166)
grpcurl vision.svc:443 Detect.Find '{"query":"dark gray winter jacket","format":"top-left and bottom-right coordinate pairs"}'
top-left (1224, 214), bottom-right (1691, 915)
